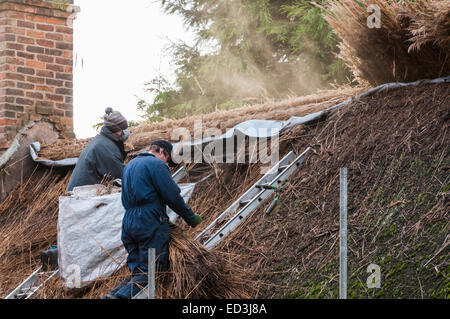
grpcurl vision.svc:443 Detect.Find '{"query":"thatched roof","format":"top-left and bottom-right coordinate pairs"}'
top-left (36, 86), bottom-right (364, 161)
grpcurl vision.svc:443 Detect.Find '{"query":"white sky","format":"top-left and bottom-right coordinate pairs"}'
top-left (73, 0), bottom-right (195, 138)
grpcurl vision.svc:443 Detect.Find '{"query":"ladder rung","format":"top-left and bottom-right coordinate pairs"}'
top-left (239, 199), bottom-right (251, 206)
top-left (278, 165), bottom-right (289, 172)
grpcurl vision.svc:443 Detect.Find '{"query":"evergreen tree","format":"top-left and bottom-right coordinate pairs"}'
top-left (138, 0), bottom-right (350, 121)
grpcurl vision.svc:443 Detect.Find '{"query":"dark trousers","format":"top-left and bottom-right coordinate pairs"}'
top-left (110, 209), bottom-right (170, 299)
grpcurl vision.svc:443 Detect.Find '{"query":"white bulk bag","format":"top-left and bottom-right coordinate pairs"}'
top-left (57, 183), bottom-right (196, 289)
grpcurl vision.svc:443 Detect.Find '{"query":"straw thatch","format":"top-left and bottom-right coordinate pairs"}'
top-left (0, 169), bottom-right (257, 299)
top-left (37, 86), bottom-right (364, 161)
top-left (0, 167), bottom-right (71, 297)
top-left (322, 0), bottom-right (450, 86)
top-left (1, 80), bottom-right (448, 299)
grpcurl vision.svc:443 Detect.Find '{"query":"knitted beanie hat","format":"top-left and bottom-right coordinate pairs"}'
top-left (103, 107), bottom-right (128, 133)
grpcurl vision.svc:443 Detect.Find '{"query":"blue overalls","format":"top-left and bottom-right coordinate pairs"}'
top-left (111, 153), bottom-right (196, 298)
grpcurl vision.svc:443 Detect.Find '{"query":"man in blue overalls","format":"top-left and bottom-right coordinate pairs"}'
top-left (104, 140), bottom-right (202, 299)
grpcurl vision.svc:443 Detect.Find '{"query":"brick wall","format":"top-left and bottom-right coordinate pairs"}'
top-left (0, 0), bottom-right (79, 153)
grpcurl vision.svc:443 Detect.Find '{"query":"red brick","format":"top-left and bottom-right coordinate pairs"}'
top-left (0, 18), bottom-right (17, 26)
top-left (6, 42), bottom-right (24, 51)
top-left (26, 91), bottom-right (43, 99)
top-left (56, 103), bottom-right (72, 110)
top-left (26, 76), bottom-right (45, 84)
top-left (36, 39), bottom-right (54, 48)
top-left (46, 17), bottom-right (66, 26)
top-left (3, 11), bottom-right (25, 20)
top-left (64, 81), bottom-right (73, 88)
top-left (37, 54), bottom-right (54, 63)
top-left (26, 45), bottom-right (45, 54)
top-left (55, 109), bottom-right (65, 117)
top-left (0, 80), bottom-right (15, 88)
top-left (56, 72), bottom-right (71, 80)
top-left (26, 30), bottom-right (45, 38)
top-left (0, 80), bottom-right (16, 88)
top-left (36, 100), bottom-right (54, 108)
top-left (16, 82), bottom-right (34, 90)
top-left (55, 88), bottom-right (72, 95)
top-left (63, 50), bottom-right (72, 58)
top-left (56, 42), bottom-right (72, 50)
top-left (4, 57), bottom-right (24, 65)
top-left (17, 36), bottom-right (34, 45)
top-left (5, 73), bottom-right (25, 81)
top-left (17, 51), bottom-right (34, 59)
top-left (35, 85), bottom-right (53, 92)
top-left (55, 26), bottom-right (73, 35)
top-left (0, 26), bottom-right (25, 35)
top-left (36, 23), bottom-right (54, 32)
top-left (26, 15), bottom-right (46, 23)
top-left (55, 57), bottom-right (72, 66)
top-left (17, 67), bottom-right (35, 75)
top-left (4, 88), bottom-right (24, 96)
top-left (46, 93), bottom-right (64, 102)
top-left (63, 35), bottom-right (73, 42)
top-left (36, 70), bottom-right (54, 78)
top-left (45, 48), bottom-right (62, 56)
top-left (46, 78), bottom-right (63, 87)
top-left (0, 3), bottom-right (76, 146)
top-left (0, 34), bottom-right (16, 42)
top-left (0, 118), bottom-right (20, 126)
top-left (26, 60), bottom-right (45, 69)
top-left (46, 64), bottom-right (64, 72)
top-left (0, 50), bottom-right (16, 57)
top-left (17, 20), bottom-right (35, 29)
top-left (36, 105), bottom-right (54, 115)
top-left (15, 97), bottom-right (34, 106)
top-left (46, 33), bottom-right (63, 41)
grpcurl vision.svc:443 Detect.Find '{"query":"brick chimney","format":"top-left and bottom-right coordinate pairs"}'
top-left (0, 0), bottom-right (79, 153)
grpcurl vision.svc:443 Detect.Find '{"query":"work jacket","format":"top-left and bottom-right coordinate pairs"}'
top-left (66, 126), bottom-right (126, 192)
top-left (120, 153), bottom-right (196, 273)
top-left (121, 153), bottom-right (196, 227)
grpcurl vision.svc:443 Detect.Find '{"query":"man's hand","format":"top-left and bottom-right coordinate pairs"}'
top-left (193, 213), bottom-right (202, 228)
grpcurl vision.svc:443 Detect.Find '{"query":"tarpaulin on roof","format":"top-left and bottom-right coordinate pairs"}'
top-left (57, 183), bottom-right (196, 289)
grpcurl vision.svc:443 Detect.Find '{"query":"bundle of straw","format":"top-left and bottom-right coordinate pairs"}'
top-left (159, 226), bottom-right (255, 299)
top-left (322, 0), bottom-right (450, 86)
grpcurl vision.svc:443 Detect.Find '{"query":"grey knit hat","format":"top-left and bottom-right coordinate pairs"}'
top-left (103, 107), bottom-right (128, 133)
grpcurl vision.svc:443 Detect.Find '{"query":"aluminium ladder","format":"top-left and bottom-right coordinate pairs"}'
top-left (5, 167), bottom-right (187, 299)
top-left (134, 147), bottom-right (310, 298)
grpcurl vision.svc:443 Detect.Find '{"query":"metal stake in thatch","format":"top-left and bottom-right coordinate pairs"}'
top-left (148, 248), bottom-right (155, 299)
top-left (339, 168), bottom-right (348, 299)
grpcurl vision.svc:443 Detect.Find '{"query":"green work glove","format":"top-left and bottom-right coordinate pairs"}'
top-left (192, 213), bottom-right (202, 228)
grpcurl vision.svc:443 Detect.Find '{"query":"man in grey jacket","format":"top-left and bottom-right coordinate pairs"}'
top-left (66, 107), bottom-right (130, 192)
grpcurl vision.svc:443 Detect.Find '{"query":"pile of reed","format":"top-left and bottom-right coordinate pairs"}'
top-left (0, 167), bottom-right (71, 297)
top-left (322, 0), bottom-right (450, 86)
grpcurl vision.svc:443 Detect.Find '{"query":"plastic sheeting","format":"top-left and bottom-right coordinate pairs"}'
top-left (30, 75), bottom-right (449, 167)
top-left (29, 141), bottom-right (78, 167)
top-left (58, 183), bottom-right (196, 289)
